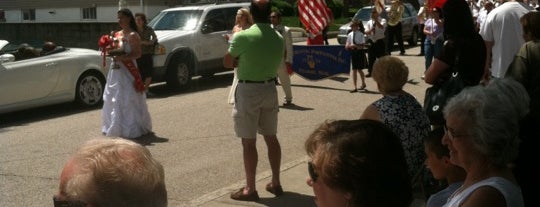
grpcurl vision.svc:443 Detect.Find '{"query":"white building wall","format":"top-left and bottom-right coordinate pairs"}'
top-left (2, 5), bottom-right (167, 23)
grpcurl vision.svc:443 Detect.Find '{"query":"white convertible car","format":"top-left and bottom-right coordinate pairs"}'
top-left (0, 40), bottom-right (109, 114)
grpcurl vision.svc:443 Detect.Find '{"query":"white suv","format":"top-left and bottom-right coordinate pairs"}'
top-left (149, 1), bottom-right (250, 90)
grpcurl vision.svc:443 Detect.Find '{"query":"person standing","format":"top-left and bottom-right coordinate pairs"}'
top-left (345, 20), bottom-right (368, 93)
top-left (223, 0), bottom-right (284, 201)
top-left (505, 11), bottom-right (540, 207)
top-left (270, 11), bottom-right (294, 106)
top-left (102, 8), bottom-right (152, 139)
top-left (227, 8), bottom-right (254, 105)
top-left (479, 0), bottom-right (533, 83)
top-left (417, 2), bottom-right (428, 56)
top-left (386, 0), bottom-right (406, 55)
top-left (364, 9), bottom-right (387, 77)
top-left (423, 7), bottom-right (444, 75)
top-left (135, 13), bottom-right (158, 96)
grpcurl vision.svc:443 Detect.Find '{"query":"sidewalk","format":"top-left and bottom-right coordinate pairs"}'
top-left (195, 38), bottom-right (428, 207)
top-left (196, 156), bottom-right (427, 207)
top-left (196, 157), bottom-right (317, 207)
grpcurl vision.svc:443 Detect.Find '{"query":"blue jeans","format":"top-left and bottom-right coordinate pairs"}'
top-left (424, 38), bottom-right (444, 70)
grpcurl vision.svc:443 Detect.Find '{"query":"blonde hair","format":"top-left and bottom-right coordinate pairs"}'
top-left (236, 8), bottom-right (254, 26)
top-left (62, 138), bottom-right (167, 207)
top-left (372, 56), bottom-right (409, 93)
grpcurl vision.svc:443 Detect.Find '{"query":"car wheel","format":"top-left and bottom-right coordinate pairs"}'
top-left (408, 28), bottom-right (419, 46)
top-left (75, 71), bottom-right (105, 107)
top-left (166, 54), bottom-right (192, 90)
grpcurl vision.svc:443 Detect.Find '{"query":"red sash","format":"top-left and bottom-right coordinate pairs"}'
top-left (122, 60), bottom-right (146, 93)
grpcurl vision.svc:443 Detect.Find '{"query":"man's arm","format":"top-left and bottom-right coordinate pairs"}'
top-left (223, 52), bottom-right (237, 69)
top-left (482, 40), bottom-right (493, 85)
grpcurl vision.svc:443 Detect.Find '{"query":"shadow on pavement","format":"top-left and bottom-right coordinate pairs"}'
top-left (257, 192), bottom-right (316, 207)
top-left (133, 132), bottom-right (169, 146)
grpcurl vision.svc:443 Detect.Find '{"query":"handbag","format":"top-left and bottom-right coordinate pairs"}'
top-left (424, 50), bottom-right (464, 125)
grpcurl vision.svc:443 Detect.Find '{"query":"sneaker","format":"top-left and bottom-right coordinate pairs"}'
top-left (283, 100), bottom-right (293, 106)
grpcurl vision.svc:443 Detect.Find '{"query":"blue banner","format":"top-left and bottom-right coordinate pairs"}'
top-left (292, 45), bottom-right (350, 81)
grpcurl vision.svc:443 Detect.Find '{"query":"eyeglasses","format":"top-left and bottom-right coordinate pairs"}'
top-left (308, 161), bottom-right (319, 182)
top-left (53, 195), bottom-right (87, 207)
top-left (443, 125), bottom-right (468, 140)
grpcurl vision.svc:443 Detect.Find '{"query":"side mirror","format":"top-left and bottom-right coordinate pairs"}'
top-left (0, 54), bottom-right (15, 63)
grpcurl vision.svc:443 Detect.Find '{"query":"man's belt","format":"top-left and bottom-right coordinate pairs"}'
top-left (238, 78), bottom-right (276, 84)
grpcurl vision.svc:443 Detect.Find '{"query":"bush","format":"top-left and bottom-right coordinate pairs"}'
top-left (271, 0), bottom-right (295, 16)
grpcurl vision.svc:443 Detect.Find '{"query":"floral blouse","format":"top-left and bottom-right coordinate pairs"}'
top-left (373, 93), bottom-right (431, 177)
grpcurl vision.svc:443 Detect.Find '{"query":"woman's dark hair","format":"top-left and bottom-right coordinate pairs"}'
top-left (423, 127), bottom-right (448, 159)
top-left (443, 0), bottom-right (476, 37)
top-left (135, 13), bottom-right (148, 25)
top-left (118, 8), bottom-right (138, 31)
top-left (521, 11), bottom-right (540, 40)
top-left (305, 119), bottom-right (413, 207)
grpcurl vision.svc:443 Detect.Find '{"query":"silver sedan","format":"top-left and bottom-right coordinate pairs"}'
top-left (0, 40), bottom-right (109, 114)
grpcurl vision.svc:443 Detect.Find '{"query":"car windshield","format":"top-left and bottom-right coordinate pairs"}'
top-left (352, 8), bottom-right (373, 22)
top-left (149, 10), bottom-right (202, 31)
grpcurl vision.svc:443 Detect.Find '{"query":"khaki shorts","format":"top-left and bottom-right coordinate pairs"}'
top-left (233, 82), bottom-right (278, 138)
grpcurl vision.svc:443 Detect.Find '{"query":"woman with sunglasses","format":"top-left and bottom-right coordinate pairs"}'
top-left (442, 78), bottom-right (528, 207)
top-left (304, 119), bottom-right (412, 207)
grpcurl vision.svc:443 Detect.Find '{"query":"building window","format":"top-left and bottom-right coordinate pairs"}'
top-left (22, 9), bottom-right (36, 21)
top-left (82, 7), bottom-right (97, 20)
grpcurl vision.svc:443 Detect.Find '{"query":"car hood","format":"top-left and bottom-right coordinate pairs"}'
top-left (155, 30), bottom-right (193, 42)
top-left (0, 40), bottom-right (8, 49)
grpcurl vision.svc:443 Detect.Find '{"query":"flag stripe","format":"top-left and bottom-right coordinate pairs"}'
top-left (298, 0), bottom-right (332, 36)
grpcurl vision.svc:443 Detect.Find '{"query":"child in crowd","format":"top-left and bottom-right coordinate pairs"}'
top-left (345, 20), bottom-right (368, 92)
top-left (423, 127), bottom-right (466, 207)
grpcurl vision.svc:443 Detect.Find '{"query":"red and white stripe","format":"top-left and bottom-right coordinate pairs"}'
top-left (298, 0), bottom-right (332, 36)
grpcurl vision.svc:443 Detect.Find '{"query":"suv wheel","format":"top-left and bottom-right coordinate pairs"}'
top-left (166, 54), bottom-right (192, 90)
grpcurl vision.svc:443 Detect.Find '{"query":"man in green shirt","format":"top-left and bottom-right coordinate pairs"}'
top-left (223, 0), bottom-right (285, 201)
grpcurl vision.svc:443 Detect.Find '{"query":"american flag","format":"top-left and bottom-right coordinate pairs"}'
top-left (298, 0), bottom-right (333, 36)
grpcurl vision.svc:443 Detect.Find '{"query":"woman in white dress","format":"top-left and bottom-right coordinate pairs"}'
top-left (102, 8), bottom-right (152, 139)
top-left (227, 8), bottom-right (253, 105)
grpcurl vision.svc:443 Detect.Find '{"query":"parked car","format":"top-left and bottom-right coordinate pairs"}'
top-left (148, 1), bottom-right (250, 90)
top-left (337, 3), bottom-right (419, 46)
top-left (0, 40), bottom-right (108, 114)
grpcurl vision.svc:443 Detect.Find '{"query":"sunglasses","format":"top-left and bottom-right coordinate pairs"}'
top-left (308, 161), bottom-right (319, 182)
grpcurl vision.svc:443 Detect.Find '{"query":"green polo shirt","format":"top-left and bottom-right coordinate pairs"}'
top-left (229, 24), bottom-right (284, 81)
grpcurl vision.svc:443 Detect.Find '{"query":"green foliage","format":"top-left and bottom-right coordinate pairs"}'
top-left (271, 0), bottom-right (295, 16)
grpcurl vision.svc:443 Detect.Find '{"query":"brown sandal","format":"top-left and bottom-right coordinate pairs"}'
top-left (230, 188), bottom-right (260, 201)
top-left (265, 183), bottom-right (284, 196)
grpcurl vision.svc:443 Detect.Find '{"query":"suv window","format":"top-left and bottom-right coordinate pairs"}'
top-left (149, 10), bottom-right (202, 30)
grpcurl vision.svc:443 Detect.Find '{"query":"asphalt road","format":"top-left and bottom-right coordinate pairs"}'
top-left (0, 39), bottom-right (428, 207)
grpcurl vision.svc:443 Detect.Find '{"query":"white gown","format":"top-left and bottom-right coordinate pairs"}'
top-left (102, 37), bottom-right (152, 139)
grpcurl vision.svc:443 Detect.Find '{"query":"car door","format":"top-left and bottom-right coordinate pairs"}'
top-left (197, 7), bottom-right (240, 71)
top-left (0, 56), bottom-right (60, 106)
top-left (401, 4), bottom-right (417, 39)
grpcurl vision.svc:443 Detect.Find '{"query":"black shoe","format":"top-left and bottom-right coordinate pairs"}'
top-left (417, 53), bottom-right (424, 56)
top-left (365, 73), bottom-right (372, 78)
top-left (349, 89), bottom-right (357, 93)
top-left (283, 100), bottom-right (294, 106)
top-left (399, 52), bottom-right (406, 56)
